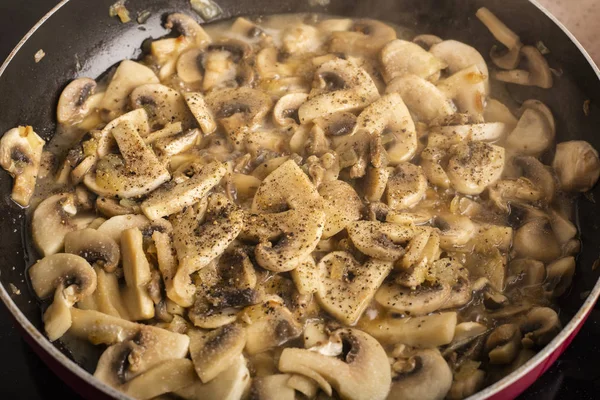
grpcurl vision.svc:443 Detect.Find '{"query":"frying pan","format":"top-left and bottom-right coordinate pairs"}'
top-left (1, 0), bottom-right (599, 399)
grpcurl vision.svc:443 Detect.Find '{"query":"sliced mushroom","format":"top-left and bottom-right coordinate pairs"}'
top-left (354, 93), bottom-right (418, 164)
top-left (437, 65), bottom-right (487, 121)
top-left (495, 46), bottom-right (553, 89)
top-left (319, 179), bottom-right (363, 239)
top-left (476, 7), bottom-right (522, 69)
top-left (316, 252), bottom-right (392, 324)
top-left (57, 78), bottom-right (98, 126)
top-left (380, 39), bottom-right (446, 82)
top-left (64, 228), bottom-right (120, 272)
top-left (206, 87), bottom-right (273, 148)
top-left (520, 307), bottom-right (561, 347)
top-left (250, 374), bottom-right (296, 400)
top-left (545, 256), bottom-right (576, 297)
top-left (130, 83), bottom-right (193, 129)
top-left (347, 220), bottom-right (414, 260)
top-left (430, 40), bottom-right (489, 92)
top-left (314, 111), bottom-right (358, 137)
top-left (446, 141), bottom-right (505, 195)
top-left (99, 60), bottom-right (159, 120)
top-left (386, 163), bottom-right (427, 210)
top-left (173, 193), bottom-right (243, 305)
top-left (199, 39), bottom-right (253, 91)
top-left (290, 256), bottom-right (321, 295)
top-left (508, 258), bottom-right (546, 287)
top-left (385, 74), bottom-right (456, 123)
top-left (329, 18), bottom-right (397, 57)
top-left (282, 22), bottom-right (323, 54)
top-left (255, 47), bottom-right (298, 80)
top-left (485, 324), bottom-right (522, 364)
top-left (552, 140), bottom-right (600, 192)
top-left (432, 122), bottom-right (508, 143)
top-left (358, 311), bottom-right (457, 347)
top-left (28, 253), bottom-right (97, 340)
top-left (32, 192), bottom-right (95, 256)
top-left (83, 120), bottom-right (171, 198)
top-left (505, 108), bottom-right (554, 156)
top-left (96, 214), bottom-right (159, 244)
top-left (165, 13), bottom-right (212, 46)
top-left (188, 323), bottom-right (246, 382)
top-left (287, 374), bottom-right (319, 399)
top-left (183, 92), bottom-right (217, 135)
top-left (298, 59), bottom-right (379, 123)
top-left (488, 178), bottom-right (543, 212)
top-left (141, 161), bottom-right (226, 220)
top-left (431, 213), bottom-right (476, 250)
top-left (93, 265), bottom-right (130, 319)
top-left (0, 126), bottom-right (45, 206)
top-left (121, 228), bottom-right (155, 321)
top-left (273, 93), bottom-right (308, 127)
top-left (513, 218), bottom-right (561, 262)
top-left (242, 299), bottom-right (303, 355)
top-left (447, 367), bottom-right (486, 400)
top-left (278, 329), bottom-right (391, 400)
top-left (396, 229), bottom-right (441, 286)
top-left (375, 280), bottom-right (451, 316)
top-left (121, 359), bottom-right (197, 400)
top-left (388, 348), bottom-right (452, 400)
top-left (549, 209), bottom-right (577, 245)
top-left (514, 156), bottom-right (555, 203)
top-left (484, 99), bottom-right (519, 129)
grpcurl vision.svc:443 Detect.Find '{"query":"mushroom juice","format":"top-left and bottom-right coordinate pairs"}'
top-left (2, 8), bottom-right (600, 400)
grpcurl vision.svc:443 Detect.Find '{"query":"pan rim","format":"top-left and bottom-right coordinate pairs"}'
top-left (0, 1), bottom-right (599, 400)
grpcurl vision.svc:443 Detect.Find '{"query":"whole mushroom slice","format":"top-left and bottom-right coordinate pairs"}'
top-left (242, 299), bottom-right (303, 355)
top-left (96, 213), bottom-right (171, 244)
top-left (505, 108), bottom-right (554, 156)
top-left (172, 193), bottom-right (243, 304)
top-left (141, 161), bottom-right (227, 220)
top-left (513, 218), bottom-right (561, 263)
top-left (545, 256), bottom-right (576, 297)
top-left (0, 126), bottom-right (45, 207)
top-left (175, 354), bottom-right (251, 400)
top-left (316, 251), bottom-right (393, 324)
top-left (83, 120), bottom-right (171, 198)
top-left (476, 7), bottom-right (523, 69)
top-left (278, 329), bottom-right (391, 400)
top-left (121, 359), bottom-right (197, 400)
top-left (437, 65), bottom-right (487, 122)
top-left (515, 156), bottom-right (555, 203)
top-left (485, 324), bottom-right (522, 364)
top-left (130, 84), bottom-right (193, 128)
top-left (183, 92), bottom-right (217, 135)
top-left (354, 93), bottom-right (418, 164)
top-left (494, 46), bottom-right (553, 89)
top-left (446, 141), bottom-right (505, 195)
top-left (188, 323), bottom-right (246, 383)
top-left (273, 93), bottom-right (309, 128)
top-left (430, 40), bottom-right (489, 92)
top-left (57, 78), bottom-right (98, 126)
top-left (385, 74), bottom-right (456, 123)
top-left (32, 192), bottom-right (95, 256)
top-left (380, 39), bottom-right (446, 82)
top-left (347, 220), bottom-right (414, 261)
top-left (64, 228), bottom-right (120, 272)
top-left (298, 59), bottom-right (379, 123)
top-left (375, 280), bottom-right (452, 316)
top-left (552, 140), bottom-right (600, 192)
top-left (99, 60), bottom-right (159, 120)
top-left (358, 311), bottom-right (457, 347)
top-left (28, 254), bottom-right (97, 340)
top-left (205, 87), bottom-right (272, 148)
top-left (520, 307), bottom-right (561, 347)
top-left (432, 213), bottom-right (476, 250)
top-left (388, 348), bottom-right (452, 400)
top-left (318, 179), bottom-right (363, 239)
top-left (121, 228), bottom-right (155, 321)
top-left (488, 178), bottom-right (543, 212)
top-left (386, 163), bottom-right (427, 210)
top-left (328, 18), bottom-right (397, 57)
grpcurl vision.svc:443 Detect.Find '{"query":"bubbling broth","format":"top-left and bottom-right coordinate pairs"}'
top-left (2, 7), bottom-right (600, 400)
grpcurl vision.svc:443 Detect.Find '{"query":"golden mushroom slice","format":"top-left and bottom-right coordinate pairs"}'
top-left (437, 65), bottom-right (487, 121)
top-left (298, 59), bottom-right (379, 123)
top-left (28, 254), bottom-right (97, 341)
top-left (318, 179), bottom-right (363, 239)
top-left (121, 359), bottom-right (197, 400)
top-left (130, 83), bottom-right (193, 128)
top-left (205, 87), bottom-right (272, 148)
top-left (172, 193), bottom-right (243, 305)
top-left (316, 251), bottom-right (392, 324)
top-left (64, 228), bottom-right (120, 272)
top-left (121, 228), bottom-right (155, 321)
top-left (485, 324), bottom-right (522, 365)
top-left (380, 39), bottom-right (446, 82)
top-left (386, 163), bottom-right (428, 210)
top-left (83, 120), bottom-right (171, 198)
top-left (430, 40), bottom-right (489, 92)
top-left (354, 93), bottom-right (418, 164)
top-left (446, 141), bottom-right (505, 195)
top-left (0, 126), bottom-right (45, 207)
top-left (515, 156), bottom-right (555, 203)
top-left (141, 161), bottom-right (227, 220)
top-left (32, 192), bottom-right (95, 256)
top-left (347, 221), bottom-right (415, 261)
top-left (520, 307), bottom-right (561, 346)
top-left (278, 329), bottom-right (391, 400)
top-left (375, 280), bottom-right (452, 316)
top-left (96, 214), bottom-right (168, 244)
top-left (388, 348), bottom-right (453, 400)
top-left (385, 74), bottom-right (456, 123)
top-left (552, 140), bottom-right (600, 192)
top-left (329, 18), bottom-right (397, 57)
top-left (174, 355), bottom-right (251, 400)
top-left (99, 60), bottom-right (159, 120)
top-left (188, 323), bottom-right (246, 382)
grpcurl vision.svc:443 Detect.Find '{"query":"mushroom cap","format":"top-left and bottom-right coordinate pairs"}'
top-left (278, 328), bottom-right (392, 400)
top-left (57, 78), bottom-right (98, 126)
top-left (64, 228), bottom-right (121, 272)
top-left (388, 348), bottom-right (453, 400)
top-left (552, 140), bottom-right (600, 192)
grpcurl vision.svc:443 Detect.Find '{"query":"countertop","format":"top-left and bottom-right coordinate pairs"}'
top-left (0, 1), bottom-right (599, 400)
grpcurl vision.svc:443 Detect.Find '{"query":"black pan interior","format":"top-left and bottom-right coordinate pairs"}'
top-left (1, 0), bottom-right (600, 373)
